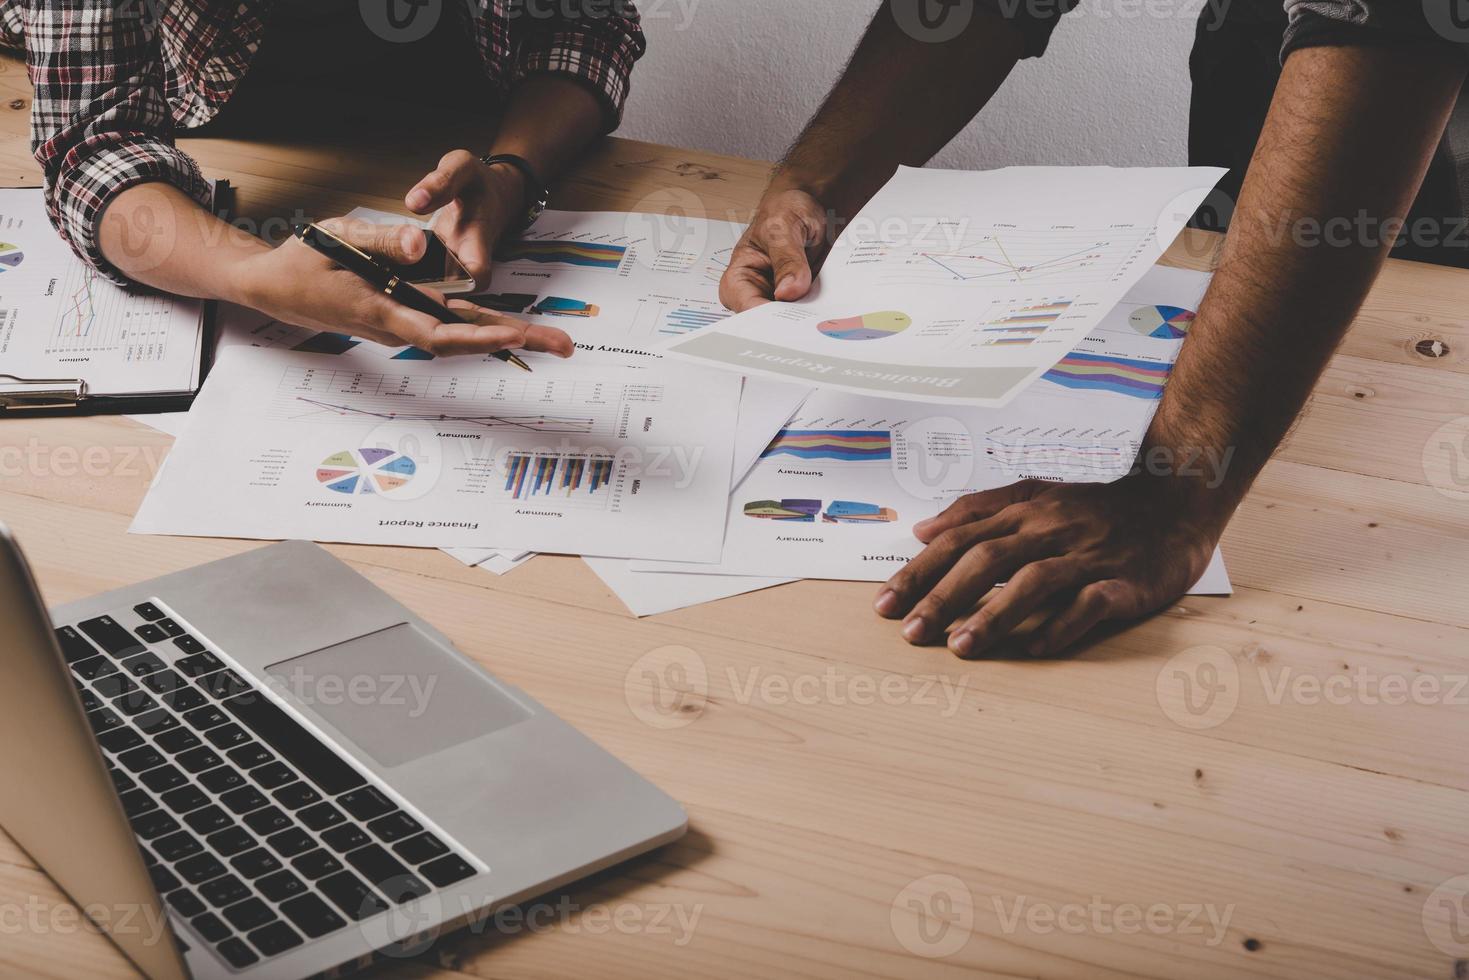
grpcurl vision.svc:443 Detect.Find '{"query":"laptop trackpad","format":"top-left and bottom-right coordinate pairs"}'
top-left (265, 623), bottom-right (531, 769)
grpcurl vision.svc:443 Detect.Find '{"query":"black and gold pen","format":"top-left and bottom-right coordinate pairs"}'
top-left (293, 222), bottom-right (531, 372)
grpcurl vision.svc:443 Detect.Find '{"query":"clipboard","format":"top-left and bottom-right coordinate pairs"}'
top-left (0, 180), bottom-right (233, 418)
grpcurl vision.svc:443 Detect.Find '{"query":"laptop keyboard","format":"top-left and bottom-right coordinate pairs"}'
top-left (56, 601), bottom-right (479, 972)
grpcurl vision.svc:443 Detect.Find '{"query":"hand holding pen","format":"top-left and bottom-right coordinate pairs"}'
top-left (234, 218), bottom-right (574, 364)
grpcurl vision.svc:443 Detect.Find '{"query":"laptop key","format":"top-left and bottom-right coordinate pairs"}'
top-left (280, 893), bottom-right (348, 939)
top-left (108, 768), bottom-right (136, 793)
top-left (131, 810), bottom-right (181, 840)
top-left (321, 824), bottom-right (369, 853)
top-left (77, 687), bottom-right (103, 712)
top-left (165, 889), bottom-right (205, 918)
top-left (154, 728), bottom-right (201, 754)
top-left (215, 937), bottom-right (259, 969)
top-left (79, 616), bottom-right (145, 657)
top-left (120, 651), bottom-right (168, 677)
top-left (56, 626), bottom-right (100, 663)
top-left (205, 723), bottom-right (251, 750)
top-left (86, 708), bottom-right (125, 735)
top-left (200, 767), bottom-right (248, 795)
top-left (222, 897), bottom-right (276, 932)
top-left (134, 709), bottom-right (178, 735)
top-left (183, 805), bottom-right (233, 836)
top-left (273, 781), bottom-right (321, 810)
top-left (206, 826), bottom-right (257, 858)
top-left (175, 651), bottom-right (223, 680)
top-left (219, 785), bottom-right (268, 815)
top-left (140, 668), bottom-right (186, 694)
top-left (198, 669), bottom-right (251, 700)
top-left (182, 705), bottom-right (228, 730)
top-left (140, 764), bottom-right (187, 793)
top-left (222, 693), bottom-right (367, 795)
top-left (74, 655), bottom-right (119, 681)
top-left (92, 673), bottom-right (138, 699)
top-left (98, 727), bottom-right (144, 753)
top-left (173, 634), bottom-right (207, 655)
top-left (420, 854), bottom-right (476, 888)
top-left (135, 624), bottom-right (168, 644)
top-left (119, 788), bottom-right (158, 816)
top-left (154, 831), bottom-right (203, 862)
top-left (190, 911), bottom-right (230, 942)
top-left (118, 745), bottom-right (165, 772)
top-left (160, 785), bottom-right (210, 814)
top-left (338, 786), bottom-right (395, 821)
top-left (266, 828), bottom-right (315, 858)
top-left (300, 803), bottom-right (346, 832)
top-left (134, 602), bottom-right (166, 622)
top-left (317, 871), bottom-right (388, 921)
top-left (247, 920), bottom-right (303, 957)
top-left (243, 806), bottom-right (292, 836)
top-left (231, 847), bottom-right (283, 880)
top-left (176, 853), bottom-right (228, 886)
top-left (162, 687), bottom-right (208, 713)
top-left (176, 746), bottom-right (223, 773)
top-left (258, 870), bottom-right (308, 903)
top-left (227, 743), bottom-right (274, 770)
top-left (155, 617), bottom-right (186, 638)
top-left (393, 833), bottom-right (449, 865)
top-left (147, 864), bottom-right (181, 895)
top-left (199, 873), bottom-right (251, 909)
top-left (344, 845), bottom-right (427, 902)
top-left (249, 761), bottom-right (296, 790)
top-left (367, 812), bottom-right (421, 843)
top-left (291, 848), bottom-right (344, 881)
top-left (115, 692), bottom-right (160, 717)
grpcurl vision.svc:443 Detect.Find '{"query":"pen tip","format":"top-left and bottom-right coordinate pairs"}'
top-left (510, 354), bottom-right (532, 372)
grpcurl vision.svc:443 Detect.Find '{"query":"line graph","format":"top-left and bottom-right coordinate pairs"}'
top-left (846, 226), bottom-right (1157, 288)
top-left (44, 262), bottom-right (182, 361)
top-left (266, 366), bottom-right (651, 438)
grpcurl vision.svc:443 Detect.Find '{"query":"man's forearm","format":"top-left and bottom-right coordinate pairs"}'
top-left (97, 182), bottom-right (269, 302)
top-left (774, 4), bottom-right (1025, 215)
top-left (1146, 42), bottom-right (1465, 525)
top-left (484, 75), bottom-right (606, 195)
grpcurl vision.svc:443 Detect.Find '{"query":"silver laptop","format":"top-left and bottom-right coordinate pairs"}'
top-left (0, 527), bottom-right (685, 978)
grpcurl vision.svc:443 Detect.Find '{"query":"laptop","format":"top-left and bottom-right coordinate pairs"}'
top-left (0, 527), bottom-right (686, 978)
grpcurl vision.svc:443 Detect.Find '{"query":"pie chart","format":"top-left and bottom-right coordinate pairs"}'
top-left (1129, 305), bottom-right (1195, 340)
top-left (0, 242), bottom-right (25, 271)
top-left (316, 448), bottom-right (417, 497)
top-left (818, 310), bottom-right (912, 341)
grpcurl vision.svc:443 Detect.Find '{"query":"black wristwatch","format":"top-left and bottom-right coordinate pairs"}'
top-left (479, 153), bottom-right (549, 231)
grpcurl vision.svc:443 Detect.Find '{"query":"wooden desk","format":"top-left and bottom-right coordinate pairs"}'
top-left (1, 59), bottom-right (1468, 979)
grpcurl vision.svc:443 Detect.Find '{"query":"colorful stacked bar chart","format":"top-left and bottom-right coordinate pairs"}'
top-left (760, 430), bottom-right (893, 462)
top-left (501, 240), bottom-right (628, 271)
top-left (1041, 351), bottom-right (1171, 399)
top-left (504, 453), bottom-right (614, 500)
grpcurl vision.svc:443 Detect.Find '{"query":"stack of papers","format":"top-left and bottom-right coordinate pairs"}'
top-left (128, 165), bottom-right (1234, 616)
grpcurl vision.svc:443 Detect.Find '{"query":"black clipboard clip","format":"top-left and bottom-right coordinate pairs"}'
top-left (0, 374), bottom-right (88, 411)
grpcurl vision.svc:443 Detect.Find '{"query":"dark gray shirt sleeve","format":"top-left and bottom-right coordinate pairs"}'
top-left (1281, 1), bottom-right (1469, 59)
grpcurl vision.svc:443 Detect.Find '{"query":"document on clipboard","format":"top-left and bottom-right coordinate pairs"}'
top-left (0, 185), bottom-right (222, 414)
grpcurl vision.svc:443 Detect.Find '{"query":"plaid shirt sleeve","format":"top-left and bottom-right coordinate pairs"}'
top-left (22, 1), bottom-right (212, 285)
top-left (511, 0), bottom-right (647, 131)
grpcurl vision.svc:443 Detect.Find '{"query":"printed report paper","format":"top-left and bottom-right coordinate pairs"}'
top-left (0, 188), bottom-right (205, 398)
top-left (661, 165), bottom-right (1224, 405)
top-left (132, 346), bottom-right (741, 560)
top-left (636, 266), bottom-right (1230, 583)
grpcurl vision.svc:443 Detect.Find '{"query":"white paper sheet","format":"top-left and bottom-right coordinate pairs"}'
top-left (131, 346), bottom-right (742, 560)
top-left (585, 556), bottom-right (795, 617)
top-left (662, 166), bottom-right (1224, 405)
top-left (0, 189), bottom-right (205, 397)
top-left (636, 267), bottom-right (1223, 581)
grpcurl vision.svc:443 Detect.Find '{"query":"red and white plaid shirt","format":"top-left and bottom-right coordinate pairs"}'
top-left (6, 0), bottom-right (644, 283)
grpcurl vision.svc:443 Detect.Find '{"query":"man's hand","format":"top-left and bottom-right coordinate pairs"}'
top-left (405, 149), bottom-right (523, 289)
top-left (874, 476), bottom-right (1222, 658)
top-left (719, 188), bottom-right (833, 311)
top-left (234, 217), bottom-right (573, 357)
